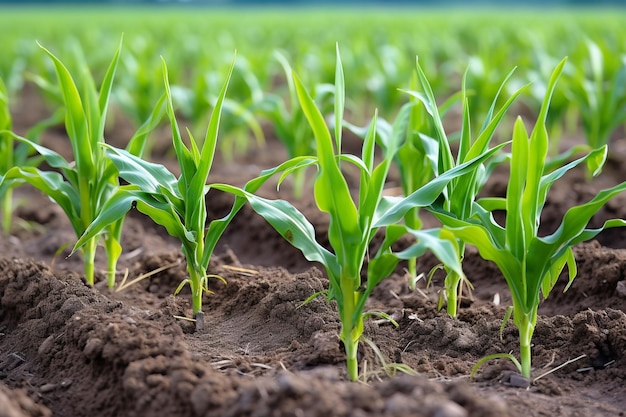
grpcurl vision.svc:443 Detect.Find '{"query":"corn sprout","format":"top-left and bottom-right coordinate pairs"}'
top-left (214, 48), bottom-right (505, 380)
top-left (74, 57), bottom-right (235, 330)
top-left (432, 58), bottom-right (626, 378)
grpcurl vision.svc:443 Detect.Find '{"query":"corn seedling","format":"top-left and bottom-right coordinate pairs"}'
top-left (0, 77), bottom-right (63, 235)
top-left (385, 71), bottom-right (461, 292)
top-left (360, 44), bottom-right (410, 118)
top-left (217, 56), bottom-right (266, 162)
top-left (213, 48), bottom-right (506, 381)
top-left (397, 59), bottom-right (525, 316)
top-left (521, 39), bottom-right (577, 155)
top-left (114, 44), bottom-right (165, 130)
top-left (522, 48), bottom-right (592, 172)
top-left (0, 39), bottom-right (165, 287)
top-left (170, 56), bottom-right (265, 162)
top-left (2, 39), bottom-right (123, 285)
top-left (431, 58), bottom-right (626, 378)
top-left (568, 41), bottom-right (626, 150)
top-left (255, 51), bottom-right (334, 199)
top-left (73, 57), bottom-right (235, 330)
top-left (383, 76), bottom-right (433, 291)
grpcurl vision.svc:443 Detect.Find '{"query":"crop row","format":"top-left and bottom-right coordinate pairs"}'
top-left (1, 35), bottom-right (626, 383)
top-left (1, 8), bottom-right (626, 151)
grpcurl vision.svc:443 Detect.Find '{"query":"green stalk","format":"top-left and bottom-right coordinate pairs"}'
top-left (83, 237), bottom-right (97, 286)
top-left (444, 242), bottom-right (466, 317)
top-left (407, 257), bottom-right (417, 290)
top-left (188, 266), bottom-right (204, 327)
top-left (104, 236), bottom-right (121, 289)
top-left (516, 309), bottom-right (536, 379)
top-left (405, 206), bottom-right (421, 291)
top-left (339, 274), bottom-right (362, 381)
top-left (343, 331), bottom-right (359, 382)
top-left (79, 176), bottom-right (96, 285)
top-left (106, 257), bottom-right (116, 289)
top-left (444, 270), bottom-right (460, 317)
top-left (2, 187), bottom-right (12, 234)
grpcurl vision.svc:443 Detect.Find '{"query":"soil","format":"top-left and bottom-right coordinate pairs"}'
top-left (1, 86), bottom-right (626, 417)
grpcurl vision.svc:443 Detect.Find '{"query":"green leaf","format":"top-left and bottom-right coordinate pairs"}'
top-left (334, 43), bottom-right (345, 152)
top-left (187, 55), bottom-right (235, 230)
top-left (374, 142), bottom-right (508, 227)
top-left (136, 198), bottom-right (194, 244)
top-left (73, 187), bottom-right (191, 255)
top-left (72, 187), bottom-right (136, 253)
top-left (411, 57), bottom-right (454, 172)
top-left (465, 79), bottom-right (527, 162)
top-left (9, 132), bottom-right (72, 172)
top-left (293, 70), bottom-right (361, 274)
top-left (105, 145), bottom-right (180, 197)
top-left (506, 117), bottom-right (528, 259)
top-left (2, 166), bottom-right (82, 234)
top-left (360, 104), bottom-right (413, 233)
top-left (126, 93), bottom-right (167, 157)
top-left (96, 36), bottom-right (122, 143)
top-left (162, 58), bottom-right (195, 192)
top-left (438, 219), bottom-right (524, 306)
top-left (396, 228), bottom-right (464, 279)
top-left (211, 183), bottom-right (340, 282)
top-left (38, 42), bottom-right (94, 179)
top-left (543, 180), bottom-right (626, 247)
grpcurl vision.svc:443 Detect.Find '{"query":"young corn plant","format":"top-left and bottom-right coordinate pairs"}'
top-left (212, 48), bottom-right (506, 381)
top-left (0, 77), bottom-right (64, 235)
top-left (217, 56), bottom-right (266, 161)
top-left (73, 57), bottom-right (235, 331)
top-left (255, 50), bottom-right (334, 199)
top-left (382, 71), bottom-right (464, 292)
top-left (398, 59), bottom-right (525, 316)
top-left (1, 40), bottom-right (115, 285)
top-left (171, 55), bottom-right (265, 161)
top-left (523, 41), bottom-right (578, 156)
top-left (0, 40), bottom-right (165, 287)
top-left (384, 73), bottom-right (436, 291)
top-left (114, 40), bottom-right (165, 130)
top-left (431, 58), bottom-right (626, 379)
top-left (566, 41), bottom-right (626, 153)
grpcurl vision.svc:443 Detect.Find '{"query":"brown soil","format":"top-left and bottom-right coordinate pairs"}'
top-left (1, 88), bottom-right (626, 417)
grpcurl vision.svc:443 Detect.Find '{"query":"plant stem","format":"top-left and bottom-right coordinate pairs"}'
top-left (339, 275), bottom-right (363, 381)
top-left (518, 311), bottom-right (535, 379)
top-left (106, 249), bottom-right (116, 290)
top-left (445, 270), bottom-right (460, 317)
top-left (1, 188), bottom-right (12, 235)
top-left (104, 234), bottom-right (122, 290)
top-left (83, 237), bottom-right (97, 286)
top-left (405, 207), bottom-right (421, 292)
top-left (344, 329), bottom-right (359, 381)
top-left (407, 257), bottom-right (417, 291)
top-left (188, 266), bottom-right (204, 328)
top-left (445, 242), bottom-right (466, 318)
top-left (79, 175), bottom-right (96, 286)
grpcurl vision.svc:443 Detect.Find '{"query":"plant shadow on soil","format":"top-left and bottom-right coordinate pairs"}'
top-left (1, 98), bottom-right (626, 417)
